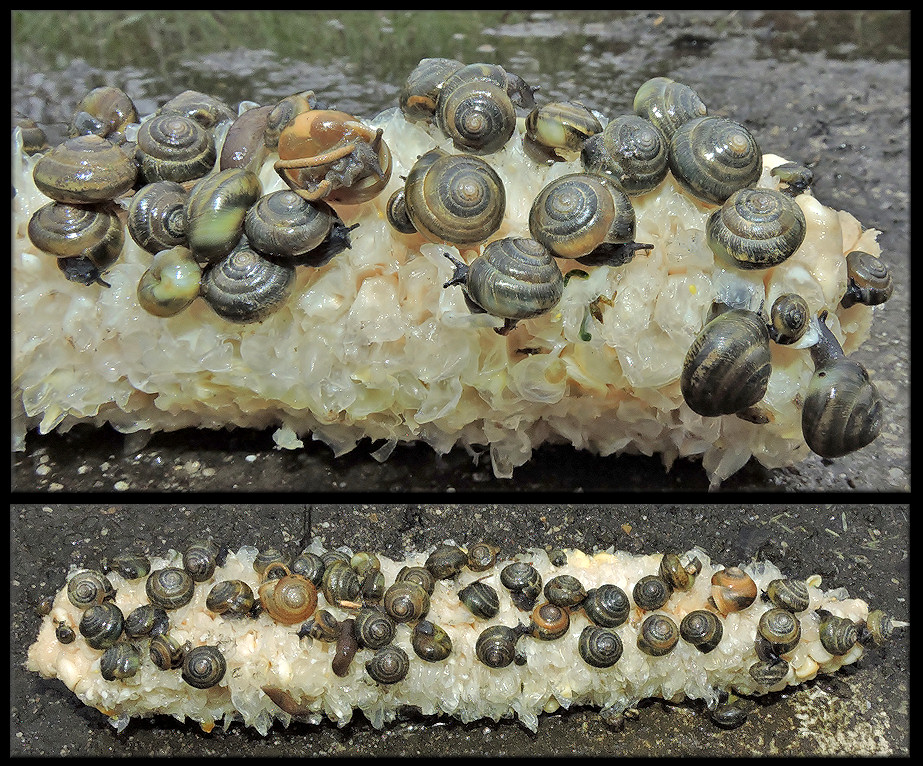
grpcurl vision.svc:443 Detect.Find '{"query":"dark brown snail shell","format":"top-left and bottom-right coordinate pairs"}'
top-left (182, 645), bottom-right (227, 689)
top-left (748, 658), bottom-right (789, 687)
top-left (33, 134), bottom-right (138, 204)
top-left (758, 607), bottom-right (802, 654)
top-left (201, 245), bottom-right (296, 324)
top-left (68, 86), bottom-right (138, 140)
top-left (55, 621), bottom-right (76, 644)
top-left (818, 612), bottom-right (859, 656)
top-left (383, 581), bottom-right (430, 623)
top-left (100, 642), bottom-right (142, 681)
top-left (544, 574), bottom-right (587, 608)
top-left (206, 579), bottom-right (256, 616)
top-left (435, 63), bottom-right (518, 155)
top-left (425, 543), bottom-right (468, 580)
top-left (582, 584), bottom-right (630, 628)
top-left (353, 607), bottom-right (396, 649)
top-left (137, 114), bottom-right (216, 184)
top-left (264, 91), bottom-right (318, 150)
top-left (123, 604), bottom-right (170, 638)
top-left (101, 554), bottom-right (151, 582)
top-left (183, 538), bottom-right (219, 582)
top-left (637, 613), bottom-right (679, 656)
top-left (306, 609), bottom-right (342, 642)
top-left (245, 190), bottom-right (344, 260)
top-left (290, 552), bottom-right (326, 586)
top-left (412, 619), bottom-right (453, 662)
top-left (466, 542), bottom-right (499, 572)
top-left (768, 293), bottom-right (810, 345)
top-left (581, 114), bottom-right (669, 195)
top-left (150, 633), bottom-right (189, 670)
top-left (146, 567), bottom-right (195, 610)
top-left (253, 548), bottom-right (290, 576)
top-left (524, 100), bottom-right (603, 163)
top-left (578, 625), bottom-right (624, 668)
top-left (320, 560), bottom-right (361, 606)
top-left (458, 581), bottom-right (500, 619)
top-left (632, 574), bottom-right (672, 611)
top-left (127, 180), bottom-right (189, 254)
top-left (500, 562), bottom-right (542, 611)
top-left (395, 565), bottom-right (437, 596)
top-left (399, 57), bottom-right (464, 123)
top-left (78, 601), bottom-right (124, 650)
top-left (765, 578), bottom-right (810, 613)
top-left (679, 609), bottom-right (723, 653)
top-left (475, 624), bottom-right (520, 668)
top-left (67, 569), bottom-right (115, 608)
top-left (28, 200), bottom-right (124, 273)
top-left (157, 90), bottom-right (236, 130)
top-left (365, 644), bottom-right (410, 684)
top-left (841, 251), bottom-right (894, 308)
top-left (659, 553), bottom-right (701, 592)
top-left (633, 76), bottom-right (708, 142)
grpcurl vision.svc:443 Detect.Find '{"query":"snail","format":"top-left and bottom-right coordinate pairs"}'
top-left (100, 642), bottom-right (142, 682)
top-left (680, 306), bottom-right (772, 418)
top-left (400, 148), bottom-right (506, 244)
top-left (304, 609), bottom-right (341, 642)
top-left (770, 161), bottom-right (814, 196)
top-left (633, 76), bottom-right (708, 141)
top-left (528, 173), bottom-right (652, 266)
top-left (748, 658), bottom-right (790, 688)
top-left (55, 621), bottom-right (76, 645)
top-left (578, 625), bottom-right (624, 668)
top-left (475, 624), bottom-right (522, 668)
top-left (290, 552), bottom-right (325, 587)
top-left (320, 561), bottom-right (361, 606)
top-left (757, 608), bottom-right (802, 655)
top-left (66, 569), bottom-right (115, 609)
top-left (637, 613), bottom-right (679, 656)
top-left (632, 574), bottom-right (672, 611)
top-left (253, 548), bottom-right (289, 577)
top-left (668, 116), bottom-right (763, 205)
top-left (442, 237), bottom-right (564, 335)
top-left (529, 602), bottom-right (571, 641)
top-left (149, 634), bottom-right (188, 670)
top-left (181, 645), bottom-right (227, 689)
top-left (353, 607), bottom-right (396, 649)
top-left (412, 619), bottom-right (453, 662)
top-left (258, 573), bottom-right (318, 625)
top-left (801, 313), bottom-right (883, 458)
top-left (350, 551), bottom-right (381, 579)
top-left (126, 180), bottom-right (189, 254)
top-left (383, 581), bottom-right (430, 623)
top-left (706, 187), bottom-right (806, 269)
top-left (457, 580), bottom-right (500, 619)
top-left (101, 554), bottom-right (151, 582)
top-left (659, 553), bottom-right (702, 592)
top-left (365, 645), bottom-right (410, 685)
top-left (523, 100), bottom-right (603, 163)
top-left (185, 167), bottom-right (262, 263)
top-left (67, 86), bottom-right (138, 141)
top-left (206, 579), bottom-right (256, 617)
top-left (399, 57), bottom-right (464, 123)
top-left (274, 109), bottom-right (392, 205)
top-left (385, 188), bottom-right (418, 235)
top-left (156, 90), bottom-right (236, 130)
top-left (32, 134), bottom-right (138, 204)
top-left (768, 293), bottom-right (810, 345)
top-left (818, 611), bottom-right (860, 657)
top-left (136, 114), bottom-right (216, 185)
top-left (146, 567), bottom-right (195, 610)
top-left (863, 610), bottom-right (895, 647)
top-left (395, 565), bottom-right (436, 595)
top-left (182, 538), bottom-right (220, 582)
top-left (219, 104), bottom-right (273, 173)
top-left (137, 246), bottom-right (203, 318)
top-left (466, 543), bottom-right (499, 572)
top-left (78, 601), bottom-right (124, 650)
top-left (425, 543), bottom-right (468, 580)
top-left (331, 618), bottom-right (359, 677)
top-left (15, 113), bottom-right (49, 154)
top-left (500, 562), bottom-right (542, 611)
top-left (543, 574), bottom-right (587, 608)
top-left (582, 584), bottom-right (630, 628)
top-left (765, 578), bottom-right (811, 613)
top-left (200, 244), bottom-right (296, 324)
top-left (263, 561), bottom-right (291, 581)
top-left (679, 609), bottom-right (723, 653)
top-left (840, 251), bottom-right (894, 308)
top-left (123, 604), bottom-right (170, 639)
top-left (263, 91), bottom-right (319, 151)
top-left (581, 114), bottom-right (669, 195)
top-left (709, 566), bottom-right (758, 615)
top-left (320, 549), bottom-right (351, 567)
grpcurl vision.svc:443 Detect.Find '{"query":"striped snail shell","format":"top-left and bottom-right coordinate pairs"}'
top-left (16, 114), bottom-right (49, 154)
top-left (466, 542), bottom-right (499, 572)
top-left (201, 244), bottom-right (296, 324)
top-left (637, 613), bottom-right (679, 656)
top-left (500, 562), bottom-right (542, 611)
top-left (529, 602), bottom-right (571, 641)
top-left (219, 104), bottom-right (272, 173)
top-left (383, 581), bottom-right (430, 623)
top-left (185, 167), bottom-right (262, 263)
top-left (668, 116), bottom-right (763, 205)
top-left (137, 246), bottom-right (203, 318)
top-left (523, 100), bottom-right (603, 163)
top-left (127, 180), bottom-right (189, 254)
top-left (457, 580), bottom-right (500, 619)
top-left (331, 618), bottom-right (359, 677)
top-left (55, 621), bottom-right (76, 644)
top-left (765, 578), bottom-right (810, 613)
top-left (253, 548), bottom-right (289, 577)
top-left (396, 565), bottom-right (436, 596)
top-left (582, 584), bottom-right (630, 628)
top-left (321, 560), bottom-right (361, 606)
top-left (581, 114), bottom-right (669, 195)
top-left (679, 609), bottom-right (723, 653)
top-left (633, 76), bottom-right (708, 141)
top-left (841, 251), bottom-right (894, 308)
top-left (183, 538), bottom-right (220, 582)
top-left (28, 200), bottom-right (124, 275)
top-left (412, 619), bottom-right (453, 662)
top-left (258, 573), bottom-right (318, 625)
top-left (707, 188), bottom-right (806, 269)
top-left (350, 551), bottom-right (381, 579)
top-left (68, 86), bottom-right (138, 141)
top-left (435, 64), bottom-right (518, 154)
top-left (262, 561), bottom-right (291, 581)
top-left (245, 190), bottom-right (339, 259)
top-left (353, 607), bottom-right (396, 649)
top-left (137, 114), bottom-right (216, 184)
top-left (206, 579), bottom-right (255, 616)
top-left (365, 645), bottom-right (410, 685)
top-left (305, 609), bottom-right (341, 642)
top-left (770, 161), bottom-right (814, 196)
top-left (758, 607), bottom-right (802, 655)
top-left (425, 543), bottom-right (468, 580)
top-left (475, 625), bottom-right (521, 668)
top-left (149, 633), bottom-right (189, 670)
top-left (749, 658), bottom-right (790, 687)
top-left (709, 566), bottom-right (757, 615)
top-left (801, 316), bottom-right (883, 458)
top-left (33, 134), bottom-right (138, 204)
top-left (157, 90), bottom-right (236, 130)
top-left (578, 625), bottom-right (624, 668)
top-left (123, 604), bottom-right (170, 638)
top-left (78, 601), bottom-right (124, 650)
top-left (181, 645), bottom-right (227, 689)
top-left (544, 574), bottom-right (587, 608)
top-left (320, 549), bottom-right (352, 567)
top-left (399, 57), bottom-right (464, 123)
top-left (659, 553), bottom-right (701, 592)
top-left (632, 574), bottom-right (672, 611)
top-left (263, 90), bottom-right (318, 150)
top-left (681, 307), bottom-right (772, 417)
top-left (275, 109), bottom-right (392, 205)
top-left (101, 553), bottom-right (150, 581)
top-left (864, 609), bottom-right (895, 647)
top-left (100, 642), bottom-right (142, 682)
top-left (768, 293), bottom-right (809, 345)
top-left (403, 148), bottom-right (506, 245)
top-left (442, 237), bottom-right (563, 329)
top-left (386, 188), bottom-right (418, 235)
top-left (818, 612), bottom-right (860, 656)
top-left (66, 569), bottom-right (115, 609)
top-left (146, 567), bottom-right (195, 610)
top-left (290, 552), bottom-right (325, 586)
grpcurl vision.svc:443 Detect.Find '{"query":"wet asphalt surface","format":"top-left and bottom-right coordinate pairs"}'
top-left (11, 10), bottom-right (910, 759)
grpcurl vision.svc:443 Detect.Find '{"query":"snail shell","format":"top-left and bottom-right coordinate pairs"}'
top-left (529, 173), bottom-right (639, 262)
top-left (28, 201), bottom-right (124, 275)
top-left (320, 549), bottom-right (351, 567)
top-left (457, 581), bottom-right (500, 619)
top-left (475, 625), bottom-right (520, 668)
top-left (758, 607), bottom-right (802, 654)
top-left (544, 574), bottom-right (587, 608)
top-left (466, 542), bottom-right (499, 572)
top-left (353, 607), bottom-right (396, 649)
top-left (259, 573), bottom-right (318, 625)
top-left (632, 574), bottom-right (672, 611)
top-left (137, 114), bottom-right (216, 184)
top-left (412, 619), bottom-right (453, 662)
top-left (365, 645), bottom-right (410, 685)
top-left (157, 90), bottom-right (236, 130)
top-left (182, 645), bottom-right (227, 689)
top-left (263, 561), bottom-right (291, 581)
top-left (582, 584), bottom-right (630, 628)
top-left (66, 569), bottom-right (115, 608)
top-left (383, 581), bottom-right (430, 623)
top-left (668, 116), bottom-right (763, 205)
top-left (529, 602), bottom-right (570, 641)
top-left (403, 148), bottom-right (506, 245)
top-left (679, 609), bottom-right (723, 653)
top-left (399, 57), bottom-right (464, 123)
top-left (424, 543), bottom-right (468, 580)
top-left (637, 613), bottom-right (679, 656)
top-left (578, 625), bottom-right (624, 668)
top-left (581, 114), bottom-right (669, 195)
top-left (841, 251), bottom-right (894, 308)
top-left (681, 308), bottom-right (772, 417)
top-left (633, 76), bottom-right (708, 141)
top-left (68, 86), bottom-right (138, 140)
top-left (100, 642), bottom-right (142, 682)
top-left (253, 548), bottom-right (289, 577)
top-left (435, 64), bottom-right (517, 154)
top-left (15, 114), bottom-right (49, 155)
top-left (818, 612), bottom-right (859, 656)
top-left (127, 180), bottom-right (189, 254)
top-left (185, 167), bottom-right (262, 263)
top-left (395, 565), bottom-right (436, 596)
top-left (263, 91), bottom-right (318, 150)
top-left (524, 100), bottom-right (603, 163)
top-left (137, 246), bottom-right (203, 318)
top-left (709, 566), bottom-right (757, 615)
top-left (183, 538), bottom-right (219, 582)
top-left (766, 578), bottom-right (810, 613)
top-left (768, 293), bottom-right (809, 345)
top-left (749, 658), bottom-right (790, 687)
top-left (33, 134), bottom-right (138, 204)
top-left (659, 553), bottom-right (701, 592)
top-left (206, 579), bottom-right (255, 616)
top-left (770, 161), bottom-right (814, 196)
top-left (101, 553), bottom-right (151, 581)
top-left (706, 188), bottom-right (806, 269)
top-left (146, 567), bottom-right (195, 610)
top-left (79, 601), bottom-right (124, 650)
top-left (864, 609), bottom-right (895, 647)
top-left (290, 552), bottom-right (325, 586)
top-left (245, 190), bottom-right (341, 260)
top-left (306, 609), bottom-right (342, 642)
top-left (219, 104), bottom-right (272, 173)
top-left (201, 245), bottom-right (296, 324)
top-left (500, 562), bottom-right (542, 611)
top-left (320, 561), bottom-right (361, 605)
top-left (123, 604), bottom-right (170, 638)
top-left (149, 633), bottom-right (188, 670)
top-left (331, 618), bottom-right (359, 677)
top-left (386, 188), bottom-right (418, 235)
top-left (802, 317), bottom-right (883, 458)
top-left (55, 621), bottom-right (76, 644)
top-left (350, 551), bottom-right (380, 579)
